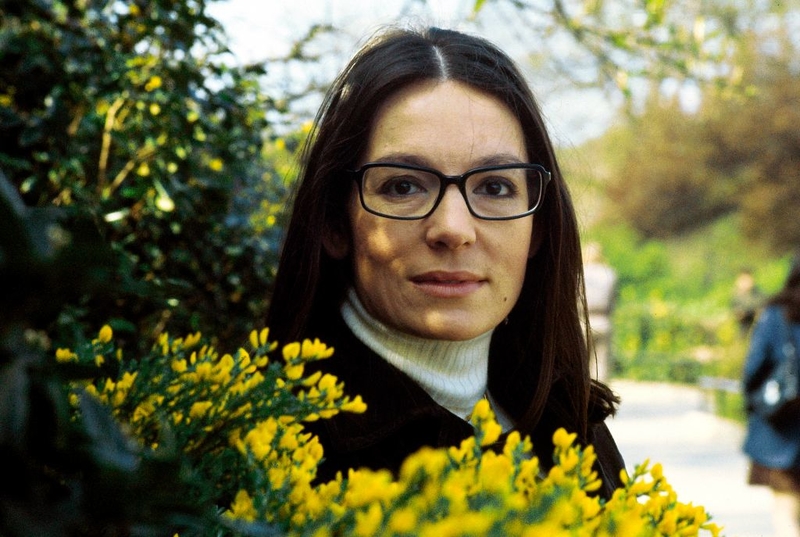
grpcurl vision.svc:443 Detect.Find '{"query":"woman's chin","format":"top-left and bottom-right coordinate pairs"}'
top-left (403, 317), bottom-right (497, 341)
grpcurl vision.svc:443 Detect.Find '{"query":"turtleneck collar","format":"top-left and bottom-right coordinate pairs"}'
top-left (341, 288), bottom-right (493, 420)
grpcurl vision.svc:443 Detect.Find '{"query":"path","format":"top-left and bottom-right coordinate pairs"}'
top-left (607, 380), bottom-right (774, 537)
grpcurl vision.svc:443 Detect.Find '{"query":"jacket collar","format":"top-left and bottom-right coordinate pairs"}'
top-left (308, 314), bottom-right (474, 453)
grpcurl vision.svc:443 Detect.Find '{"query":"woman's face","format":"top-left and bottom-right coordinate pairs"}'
top-left (343, 80), bottom-right (535, 340)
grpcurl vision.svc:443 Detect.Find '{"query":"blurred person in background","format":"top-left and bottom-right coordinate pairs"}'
top-left (732, 268), bottom-right (765, 336)
top-left (743, 255), bottom-right (800, 537)
top-left (583, 242), bottom-right (617, 382)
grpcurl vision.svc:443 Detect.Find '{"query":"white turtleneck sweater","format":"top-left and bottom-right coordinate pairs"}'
top-left (341, 288), bottom-right (514, 430)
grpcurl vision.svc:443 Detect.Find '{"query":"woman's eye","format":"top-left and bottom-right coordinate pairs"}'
top-left (474, 178), bottom-right (516, 197)
top-left (379, 177), bottom-right (425, 196)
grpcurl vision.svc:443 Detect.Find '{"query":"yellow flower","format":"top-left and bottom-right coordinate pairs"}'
top-left (478, 450), bottom-right (513, 493)
top-left (195, 362), bottom-right (213, 381)
top-left (480, 419), bottom-right (502, 447)
top-left (184, 331), bottom-right (202, 348)
top-left (211, 353), bottom-right (235, 384)
top-left (278, 431), bottom-right (300, 452)
top-left (285, 363), bottom-right (304, 380)
top-left (132, 401), bottom-right (156, 423)
top-left (268, 465), bottom-right (288, 489)
top-left (62, 324), bottom-right (723, 537)
top-left (144, 76), bottom-right (162, 92)
top-left (388, 507), bottom-right (417, 533)
top-left (315, 373), bottom-right (344, 403)
top-left (189, 401), bottom-right (214, 419)
top-left (301, 338), bottom-right (334, 360)
top-left (344, 469), bottom-right (399, 508)
top-left (241, 419), bottom-right (278, 459)
top-left (651, 462), bottom-right (664, 481)
top-left (55, 348), bottom-right (77, 363)
top-left (249, 330), bottom-right (260, 350)
top-left (341, 395), bottom-right (367, 414)
top-left (282, 342), bottom-right (300, 361)
top-left (553, 427), bottom-right (577, 450)
top-left (354, 503), bottom-right (383, 537)
top-left (470, 397), bottom-right (492, 421)
top-left (98, 324), bottom-right (113, 343)
top-left (302, 371), bottom-right (322, 387)
top-left (558, 448), bottom-right (580, 473)
top-left (400, 447), bottom-right (449, 481)
top-left (225, 490), bottom-right (257, 522)
top-left (619, 468), bottom-right (630, 486)
top-left (420, 513), bottom-right (492, 537)
top-left (448, 436), bottom-right (478, 464)
top-left (514, 457), bottom-right (540, 496)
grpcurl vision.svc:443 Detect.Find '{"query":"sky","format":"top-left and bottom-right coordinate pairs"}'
top-left (207, 0), bottom-right (619, 146)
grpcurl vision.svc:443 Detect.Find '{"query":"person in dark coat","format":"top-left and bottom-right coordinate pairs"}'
top-left (266, 26), bottom-right (625, 500)
top-left (743, 256), bottom-right (800, 536)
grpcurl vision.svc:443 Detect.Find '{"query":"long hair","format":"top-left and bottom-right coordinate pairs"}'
top-left (266, 26), bottom-right (617, 445)
top-left (770, 254), bottom-right (800, 323)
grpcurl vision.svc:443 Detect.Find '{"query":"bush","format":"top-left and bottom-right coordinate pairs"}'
top-left (2, 320), bottom-right (723, 536)
top-left (587, 220), bottom-right (789, 386)
top-left (1, 0), bottom-right (285, 353)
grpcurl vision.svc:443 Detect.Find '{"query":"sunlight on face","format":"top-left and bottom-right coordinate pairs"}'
top-left (345, 80), bottom-right (535, 340)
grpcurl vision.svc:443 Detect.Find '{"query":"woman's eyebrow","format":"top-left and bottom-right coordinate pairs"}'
top-left (473, 154), bottom-right (527, 166)
top-left (367, 153), bottom-right (527, 168)
top-left (368, 153), bottom-right (427, 166)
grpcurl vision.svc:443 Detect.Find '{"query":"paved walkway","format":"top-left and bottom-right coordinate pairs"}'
top-left (607, 380), bottom-right (774, 537)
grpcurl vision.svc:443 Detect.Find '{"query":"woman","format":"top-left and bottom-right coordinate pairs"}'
top-left (743, 257), bottom-right (800, 537)
top-left (266, 26), bottom-right (625, 499)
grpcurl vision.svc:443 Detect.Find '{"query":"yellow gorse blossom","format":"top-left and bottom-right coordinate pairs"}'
top-left (98, 324), bottom-right (113, 343)
top-left (225, 490), bottom-right (257, 522)
top-left (60, 324), bottom-right (720, 536)
top-left (55, 348), bottom-right (78, 363)
top-left (144, 75), bottom-right (162, 92)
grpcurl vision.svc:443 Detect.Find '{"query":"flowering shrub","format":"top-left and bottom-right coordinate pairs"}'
top-left (58, 326), bottom-right (722, 536)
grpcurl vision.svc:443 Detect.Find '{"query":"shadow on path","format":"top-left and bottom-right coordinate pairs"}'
top-left (608, 380), bottom-right (774, 537)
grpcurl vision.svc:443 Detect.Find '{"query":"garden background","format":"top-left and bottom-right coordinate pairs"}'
top-left (1, 0), bottom-right (799, 534)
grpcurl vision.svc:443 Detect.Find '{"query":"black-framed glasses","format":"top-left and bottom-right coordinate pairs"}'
top-left (346, 162), bottom-right (551, 221)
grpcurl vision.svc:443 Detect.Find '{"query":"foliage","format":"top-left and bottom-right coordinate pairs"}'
top-left (579, 15), bottom-right (800, 384)
top-left (709, 390), bottom-right (746, 424)
top-left (0, 166), bottom-right (213, 536)
top-left (596, 19), bottom-right (800, 253)
top-left (473, 0), bottom-right (748, 99)
top-left (702, 30), bottom-right (800, 254)
top-left (28, 324), bottom-right (721, 536)
top-left (601, 96), bottom-right (737, 238)
top-left (583, 220), bottom-right (792, 384)
top-left (0, 0), bottom-right (285, 352)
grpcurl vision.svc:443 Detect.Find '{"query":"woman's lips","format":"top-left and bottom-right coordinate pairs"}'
top-left (410, 271), bottom-right (485, 298)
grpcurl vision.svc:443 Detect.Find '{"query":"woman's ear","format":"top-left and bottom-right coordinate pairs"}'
top-left (322, 225), bottom-right (350, 260)
top-left (528, 218), bottom-right (544, 258)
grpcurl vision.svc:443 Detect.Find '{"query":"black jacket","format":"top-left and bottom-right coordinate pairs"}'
top-left (304, 314), bottom-right (626, 500)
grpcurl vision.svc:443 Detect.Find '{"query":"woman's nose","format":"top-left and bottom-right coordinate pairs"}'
top-left (424, 185), bottom-right (476, 249)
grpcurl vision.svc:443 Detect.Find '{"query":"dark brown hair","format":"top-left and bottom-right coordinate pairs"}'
top-left (770, 253), bottom-right (800, 323)
top-left (266, 26), bottom-right (617, 445)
